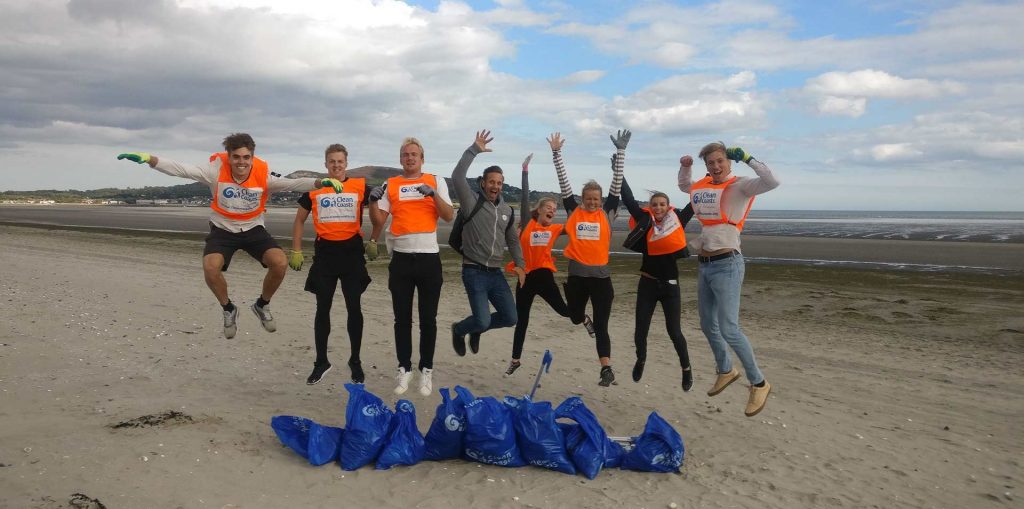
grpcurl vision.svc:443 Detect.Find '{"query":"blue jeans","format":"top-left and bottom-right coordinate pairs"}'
top-left (697, 253), bottom-right (764, 384)
top-left (454, 265), bottom-right (517, 336)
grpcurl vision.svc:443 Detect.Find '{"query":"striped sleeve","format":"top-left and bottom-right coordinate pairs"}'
top-left (608, 147), bottom-right (624, 197)
top-left (552, 149), bottom-right (573, 198)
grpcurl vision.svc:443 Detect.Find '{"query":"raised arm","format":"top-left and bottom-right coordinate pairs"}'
top-left (519, 153), bottom-right (532, 227)
top-left (677, 155), bottom-right (694, 193)
top-left (726, 147), bottom-right (780, 196)
top-left (452, 130), bottom-right (493, 211)
top-left (549, 132), bottom-right (576, 214)
top-left (603, 129), bottom-right (629, 214)
top-left (619, 177), bottom-right (645, 221)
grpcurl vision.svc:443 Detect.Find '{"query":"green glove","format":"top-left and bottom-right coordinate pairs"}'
top-left (117, 152), bottom-right (151, 164)
top-left (726, 147), bottom-right (752, 163)
top-left (364, 240), bottom-right (378, 261)
top-left (288, 250), bottom-right (304, 271)
top-left (320, 178), bottom-right (344, 193)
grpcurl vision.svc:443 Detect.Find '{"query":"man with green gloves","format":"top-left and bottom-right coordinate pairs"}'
top-left (288, 143), bottom-right (372, 385)
top-left (678, 142), bottom-right (780, 417)
top-left (117, 133), bottom-right (343, 339)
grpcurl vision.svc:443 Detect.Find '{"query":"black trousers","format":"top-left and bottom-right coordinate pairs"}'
top-left (634, 276), bottom-right (690, 369)
top-left (564, 275), bottom-right (614, 359)
top-left (512, 269), bottom-right (570, 359)
top-left (388, 251), bottom-right (443, 371)
top-left (306, 265), bottom-right (370, 367)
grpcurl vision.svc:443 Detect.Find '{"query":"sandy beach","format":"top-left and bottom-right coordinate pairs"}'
top-left (1, 224), bottom-right (1021, 508)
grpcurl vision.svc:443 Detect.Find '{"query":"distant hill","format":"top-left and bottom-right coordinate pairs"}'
top-left (0, 165), bottom-right (568, 207)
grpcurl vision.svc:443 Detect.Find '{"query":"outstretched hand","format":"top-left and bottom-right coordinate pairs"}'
top-left (117, 152), bottom-right (151, 165)
top-left (680, 155), bottom-right (693, 167)
top-left (320, 178), bottom-right (344, 193)
top-left (474, 130), bottom-right (494, 153)
top-left (547, 132), bottom-right (564, 151)
top-left (610, 129), bottom-right (631, 150)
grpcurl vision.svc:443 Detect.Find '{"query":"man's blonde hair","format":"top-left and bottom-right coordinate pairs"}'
top-left (401, 137), bottom-right (424, 158)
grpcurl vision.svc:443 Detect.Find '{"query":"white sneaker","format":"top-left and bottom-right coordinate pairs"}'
top-left (394, 367), bottom-right (414, 395)
top-left (223, 306), bottom-right (238, 339)
top-left (418, 368), bottom-right (433, 397)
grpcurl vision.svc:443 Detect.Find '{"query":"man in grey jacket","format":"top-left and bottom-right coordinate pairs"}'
top-left (450, 130), bottom-right (527, 356)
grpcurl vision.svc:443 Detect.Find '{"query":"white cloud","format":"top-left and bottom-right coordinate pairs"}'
top-left (816, 96), bottom-right (867, 117)
top-left (805, 69), bottom-right (964, 116)
top-left (579, 71), bottom-right (766, 135)
top-left (806, 70), bottom-right (965, 99)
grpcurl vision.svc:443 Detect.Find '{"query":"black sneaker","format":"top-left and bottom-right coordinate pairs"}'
top-left (583, 315), bottom-right (596, 338)
top-left (348, 360), bottom-right (365, 384)
top-left (682, 367), bottom-right (693, 392)
top-left (469, 333), bottom-right (481, 354)
top-left (306, 363), bottom-right (332, 385)
top-left (599, 366), bottom-right (617, 387)
top-left (632, 358), bottom-right (646, 382)
top-left (505, 361), bottom-right (521, 376)
top-left (451, 324), bottom-right (466, 357)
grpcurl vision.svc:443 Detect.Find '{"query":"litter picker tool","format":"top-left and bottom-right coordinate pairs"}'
top-left (528, 349), bottom-right (553, 400)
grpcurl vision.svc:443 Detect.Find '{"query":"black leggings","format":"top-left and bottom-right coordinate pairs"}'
top-left (634, 276), bottom-right (690, 369)
top-left (388, 252), bottom-right (443, 371)
top-left (564, 275), bottom-right (614, 359)
top-left (512, 269), bottom-right (570, 359)
top-left (311, 270), bottom-right (369, 366)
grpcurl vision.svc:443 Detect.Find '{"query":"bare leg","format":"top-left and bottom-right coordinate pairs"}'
top-left (202, 253), bottom-right (229, 305)
top-left (260, 248), bottom-right (288, 300)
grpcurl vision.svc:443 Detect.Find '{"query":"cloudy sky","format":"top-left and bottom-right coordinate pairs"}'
top-left (1, 0), bottom-right (1022, 210)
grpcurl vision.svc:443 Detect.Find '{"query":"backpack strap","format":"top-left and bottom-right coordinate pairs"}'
top-left (462, 192), bottom-right (486, 223)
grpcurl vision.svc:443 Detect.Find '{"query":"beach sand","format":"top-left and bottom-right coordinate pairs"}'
top-left (0, 224), bottom-right (1021, 508)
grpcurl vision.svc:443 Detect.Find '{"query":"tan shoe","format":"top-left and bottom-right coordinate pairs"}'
top-left (707, 367), bottom-right (740, 396)
top-left (744, 381), bottom-right (772, 417)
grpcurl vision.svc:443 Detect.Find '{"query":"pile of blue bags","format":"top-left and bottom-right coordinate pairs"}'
top-left (272, 384), bottom-right (684, 477)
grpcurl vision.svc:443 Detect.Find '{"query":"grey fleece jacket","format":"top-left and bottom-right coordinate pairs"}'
top-left (451, 143), bottom-right (526, 269)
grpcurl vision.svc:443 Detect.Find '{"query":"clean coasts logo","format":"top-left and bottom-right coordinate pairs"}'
top-left (444, 415), bottom-right (464, 432)
top-left (223, 187), bottom-right (260, 202)
top-left (692, 191), bottom-right (718, 205)
top-left (319, 195), bottom-right (355, 208)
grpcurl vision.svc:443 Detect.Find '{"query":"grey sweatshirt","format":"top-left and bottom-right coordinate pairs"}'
top-left (451, 143), bottom-right (525, 269)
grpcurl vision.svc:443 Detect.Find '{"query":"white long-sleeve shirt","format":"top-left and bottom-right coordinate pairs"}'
top-left (677, 159), bottom-right (779, 253)
top-left (154, 157), bottom-right (319, 233)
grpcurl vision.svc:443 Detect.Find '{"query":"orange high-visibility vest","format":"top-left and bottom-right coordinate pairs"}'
top-left (689, 176), bottom-right (755, 231)
top-left (564, 207), bottom-right (610, 266)
top-left (209, 152), bottom-right (269, 221)
top-left (386, 174), bottom-right (440, 236)
top-left (309, 178), bottom-right (366, 241)
top-left (628, 207), bottom-right (687, 256)
top-left (518, 219), bottom-right (564, 273)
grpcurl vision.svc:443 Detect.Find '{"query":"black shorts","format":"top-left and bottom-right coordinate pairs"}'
top-left (304, 236), bottom-right (370, 294)
top-left (203, 223), bottom-right (281, 272)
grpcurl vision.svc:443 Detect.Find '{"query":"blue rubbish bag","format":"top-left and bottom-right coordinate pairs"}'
top-left (604, 437), bottom-right (625, 469)
top-left (621, 412), bottom-right (685, 473)
top-left (376, 399), bottom-right (426, 470)
top-left (555, 396), bottom-right (610, 479)
top-left (340, 383), bottom-right (394, 471)
top-left (458, 386), bottom-right (526, 467)
top-left (423, 387), bottom-right (471, 461)
top-left (270, 415), bottom-right (344, 466)
top-left (507, 396), bottom-right (575, 475)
